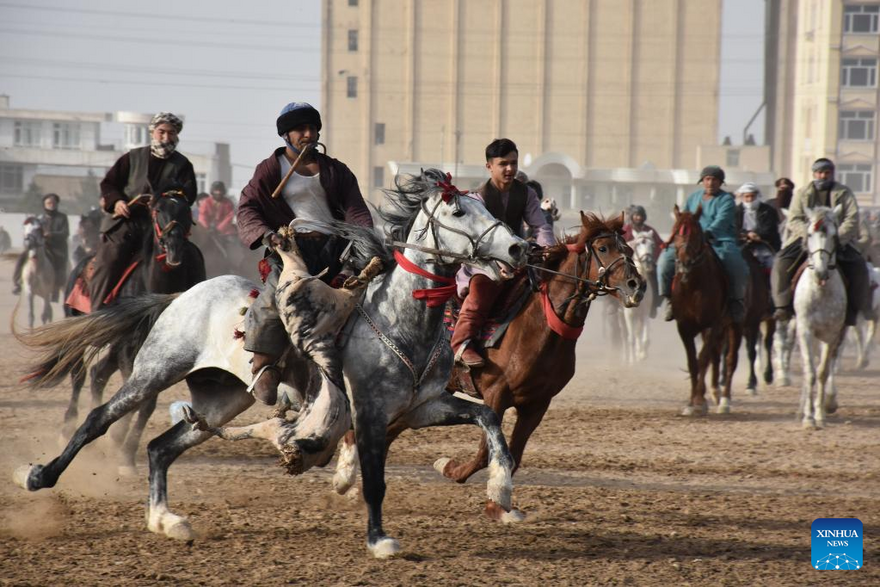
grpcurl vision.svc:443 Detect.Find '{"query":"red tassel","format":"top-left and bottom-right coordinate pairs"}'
top-left (258, 258), bottom-right (271, 283)
top-left (233, 328), bottom-right (245, 340)
top-left (248, 288), bottom-right (260, 298)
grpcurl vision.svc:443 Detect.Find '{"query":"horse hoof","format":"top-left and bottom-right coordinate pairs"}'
top-left (746, 386), bottom-right (758, 397)
top-left (716, 398), bottom-right (731, 415)
top-left (501, 508), bottom-right (526, 524)
top-left (680, 405), bottom-right (707, 417)
top-left (814, 419), bottom-right (825, 430)
top-left (802, 419), bottom-right (815, 430)
top-left (368, 537), bottom-right (401, 559)
top-left (711, 388), bottom-right (721, 405)
top-left (485, 500), bottom-right (524, 523)
top-left (825, 398), bottom-right (839, 414)
top-left (433, 457), bottom-right (452, 476)
top-left (332, 474), bottom-right (355, 496)
top-left (165, 520), bottom-right (195, 541)
top-left (12, 465), bottom-right (37, 491)
top-left (117, 464), bottom-right (137, 477)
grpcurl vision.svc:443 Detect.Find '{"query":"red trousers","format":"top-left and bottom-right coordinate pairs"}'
top-left (450, 274), bottom-right (502, 352)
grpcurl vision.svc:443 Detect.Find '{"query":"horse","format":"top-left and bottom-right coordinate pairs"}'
top-left (19, 217), bottom-right (55, 328)
top-left (14, 169), bottom-right (529, 558)
top-left (741, 247), bottom-right (776, 395)
top-left (56, 191), bottom-right (206, 468)
top-left (422, 211), bottom-right (643, 484)
top-left (775, 206), bottom-right (847, 429)
top-left (846, 262), bottom-right (880, 369)
top-left (621, 233), bottom-right (655, 363)
top-left (190, 224), bottom-right (259, 280)
top-left (668, 205), bottom-right (742, 416)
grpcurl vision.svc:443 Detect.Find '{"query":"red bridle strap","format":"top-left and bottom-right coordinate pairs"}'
top-left (393, 249), bottom-right (457, 307)
top-left (539, 282), bottom-right (584, 340)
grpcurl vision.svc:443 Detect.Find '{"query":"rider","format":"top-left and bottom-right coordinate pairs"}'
top-left (89, 112), bottom-right (197, 311)
top-left (451, 138), bottom-right (554, 368)
top-left (12, 193), bottom-right (69, 300)
top-left (622, 204), bottom-right (663, 317)
top-left (657, 165), bottom-right (749, 323)
top-left (735, 182), bottom-right (780, 270)
top-left (771, 158), bottom-right (874, 324)
top-left (773, 177), bottom-right (795, 222)
top-left (198, 181), bottom-right (236, 238)
top-left (237, 101), bottom-right (373, 405)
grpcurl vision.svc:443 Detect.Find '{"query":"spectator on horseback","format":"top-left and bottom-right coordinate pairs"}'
top-left (657, 165), bottom-right (749, 323)
top-left (623, 204), bottom-right (663, 317)
top-left (773, 177), bottom-right (795, 221)
top-left (12, 193), bottom-right (68, 300)
top-left (771, 158), bottom-right (874, 324)
top-left (237, 101), bottom-right (372, 405)
top-left (198, 181), bottom-right (236, 237)
top-left (89, 112), bottom-right (197, 311)
top-left (451, 138), bottom-right (554, 368)
top-left (735, 182), bottom-right (780, 270)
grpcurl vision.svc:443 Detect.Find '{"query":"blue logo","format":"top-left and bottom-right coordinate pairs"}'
top-left (812, 518), bottom-right (862, 570)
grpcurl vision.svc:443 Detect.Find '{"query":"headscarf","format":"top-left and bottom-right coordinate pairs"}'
top-left (811, 158), bottom-right (835, 191)
top-left (149, 112), bottom-right (183, 159)
top-left (735, 183), bottom-right (762, 231)
top-left (774, 177), bottom-right (794, 210)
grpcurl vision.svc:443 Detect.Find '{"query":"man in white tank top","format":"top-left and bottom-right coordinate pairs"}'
top-left (236, 102), bottom-right (373, 405)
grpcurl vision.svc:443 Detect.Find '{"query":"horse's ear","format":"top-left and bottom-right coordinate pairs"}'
top-left (832, 204), bottom-right (844, 222)
top-left (615, 210), bottom-right (626, 230)
top-left (673, 204), bottom-right (680, 219)
top-left (579, 211), bottom-right (588, 226)
top-left (694, 205), bottom-right (703, 221)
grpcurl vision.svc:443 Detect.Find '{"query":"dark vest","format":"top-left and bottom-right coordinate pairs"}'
top-left (477, 179), bottom-right (528, 237)
top-left (124, 146), bottom-right (190, 198)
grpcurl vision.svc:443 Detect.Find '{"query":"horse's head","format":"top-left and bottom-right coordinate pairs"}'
top-left (628, 234), bottom-right (656, 272)
top-left (384, 169), bottom-right (528, 280)
top-left (670, 204), bottom-right (706, 282)
top-left (149, 188), bottom-right (193, 267)
top-left (22, 217), bottom-right (45, 257)
top-left (804, 205), bottom-right (841, 284)
top-left (577, 211), bottom-right (644, 307)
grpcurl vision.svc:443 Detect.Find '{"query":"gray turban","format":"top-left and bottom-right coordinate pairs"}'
top-left (149, 112), bottom-right (183, 133)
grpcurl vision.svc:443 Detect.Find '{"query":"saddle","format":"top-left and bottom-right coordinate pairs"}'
top-left (65, 255), bottom-right (145, 314)
top-left (443, 271), bottom-right (533, 348)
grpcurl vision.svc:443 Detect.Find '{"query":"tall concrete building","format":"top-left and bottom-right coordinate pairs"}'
top-left (767, 0), bottom-right (880, 206)
top-left (321, 0), bottom-right (739, 222)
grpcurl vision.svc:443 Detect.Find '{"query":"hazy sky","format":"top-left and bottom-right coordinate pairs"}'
top-left (0, 0), bottom-right (764, 190)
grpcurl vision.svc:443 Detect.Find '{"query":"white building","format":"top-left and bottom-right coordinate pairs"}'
top-left (0, 95), bottom-right (231, 212)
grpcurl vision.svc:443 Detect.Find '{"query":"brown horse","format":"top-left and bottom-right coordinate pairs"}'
top-left (669, 205), bottom-right (743, 416)
top-left (740, 249), bottom-right (776, 395)
top-left (435, 211), bottom-right (645, 483)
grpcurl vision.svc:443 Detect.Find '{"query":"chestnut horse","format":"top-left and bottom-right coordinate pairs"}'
top-left (669, 205), bottom-right (743, 416)
top-left (435, 212), bottom-right (645, 482)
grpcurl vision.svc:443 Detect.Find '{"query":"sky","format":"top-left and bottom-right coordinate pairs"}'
top-left (0, 0), bottom-right (765, 190)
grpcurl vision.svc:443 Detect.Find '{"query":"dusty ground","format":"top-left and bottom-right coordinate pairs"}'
top-left (1, 259), bottom-right (878, 586)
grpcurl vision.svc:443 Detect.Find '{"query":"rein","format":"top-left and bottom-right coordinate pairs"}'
top-left (393, 249), bottom-right (456, 307)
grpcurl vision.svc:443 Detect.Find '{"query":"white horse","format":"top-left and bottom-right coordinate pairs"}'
top-left (775, 206), bottom-right (846, 429)
top-left (621, 234), bottom-right (655, 363)
top-left (20, 217), bottom-right (54, 328)
top-left (14, 170), bottom-right (528, 558)
top-left (846, 262), bottom-right (880, 369)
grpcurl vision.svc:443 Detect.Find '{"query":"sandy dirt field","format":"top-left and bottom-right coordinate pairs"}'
top-left (1, 257), bottom-right (878, 586)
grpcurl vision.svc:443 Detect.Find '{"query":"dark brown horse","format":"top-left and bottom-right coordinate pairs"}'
top-left (741, 249), bottom-right (776, 394)
top-left (436, 211), bottom-right (645, 483)
top-left (669, 205), bottom-right (742, 416)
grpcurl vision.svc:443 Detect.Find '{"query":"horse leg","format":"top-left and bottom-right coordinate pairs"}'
top-left (820, 330), bottom-right (845, 422)
top-left (720, 325), bottom-right (742, 414)
top-left (42, 296), bottom-right (52, 325)
top-left (507, 399), bottom-right (551, 473)
top-left (437, 387), bottom-right (511, 483)
top-left (331, 430), bottom-right (359, 495)
top-left (28, 291), bottom-right (35, 329)
top-left (13, 369), bottom-right (180, 492)
top-left (677, 326), bottom-right (702, 416)
top-left (797, 327), bottom-right (817, 429)
top-left (147, 380), bottom-right (253, 541)
top-left (118, 394), bottom-right (157, 475)
top-left (745, 326), bottom-right (759, 396)
top-left (763, 320), bottom-right (776, 385)
top-left (412, 394), bottom-right (520, 523)
top-left (61, 358), bottom-right (86, 442)
top-left (352, 411), bottom-right (399, 558)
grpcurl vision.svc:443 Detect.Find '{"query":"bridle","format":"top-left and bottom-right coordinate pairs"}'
top-left (149, 191), bottom-right (191, 253)
top-left (672, 222), bottom-right (708, 277)
top-left (805, 218), bottom-right (838, 271)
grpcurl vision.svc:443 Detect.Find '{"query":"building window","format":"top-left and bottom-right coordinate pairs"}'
top-left (13, 120), bottom-right (40, 147)
top-left (124, 124), bottom-right (149, 147)
top-left (196, 173), bottom-right (207, 195)
top-left (839, 110), bottom-right (876, 140)
top-left (52, 122), bottom-right (81, 149)
top-left (348, 29), bottom-right (358, 51)
top-left (844, 4), bottom-right (880, 33)
top-left (841, 57), bottom-right (878, 87)
top-left (374, 122), bottom-right (385, 145)
top-left (348, 0), bottom-right (358, 6)
top-left (726, 149), bottom-right (740, 168)
top-left (0, 164), bottom-right (24, 194)
top-left (373, 166), bottom-right (384, 188)
top-left (838, 163), bottom-right (873, 193)
top-left (347, 76), bottom-right (358, 98)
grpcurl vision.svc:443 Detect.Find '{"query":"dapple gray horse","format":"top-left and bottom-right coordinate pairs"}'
top-left (14, 170), bottom-right (528, 558)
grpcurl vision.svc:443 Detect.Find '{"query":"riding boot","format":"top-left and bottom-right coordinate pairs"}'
top-left (248, 351), bottom-right (281, 405)
top-left (450, 274), bottom-right (503, 367)
top-left (11, 252), bottom-right (26, 294)
top-left (662, 296), bottom-right (674, 322)
top-left (728, 299), bottom-right (745, 324)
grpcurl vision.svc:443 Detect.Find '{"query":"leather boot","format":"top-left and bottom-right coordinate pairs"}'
top-left (662, 296), bottom-right (675, 321)
top-left (248, 352), bottom-right (281, 405)
top-left (450, 274), bottom-right (502, 368)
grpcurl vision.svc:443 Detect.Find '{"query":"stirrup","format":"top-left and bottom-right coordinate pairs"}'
top-left (246, 364), bottom-right (280, 395)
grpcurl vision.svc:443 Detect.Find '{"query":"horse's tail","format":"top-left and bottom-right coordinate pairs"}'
top-left (15, 293), bottom-right (179, 389)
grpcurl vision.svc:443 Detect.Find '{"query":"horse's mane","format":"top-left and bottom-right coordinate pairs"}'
top-left (375, 169), bottom-right (448, 244)
top-left (290, 219), bottom-right (392, 273)
top-left (542, 212), bottom-right (624, 269)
